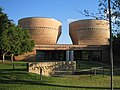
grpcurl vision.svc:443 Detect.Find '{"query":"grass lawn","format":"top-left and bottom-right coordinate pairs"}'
top-left (0, 60), bottom-right (120, 90)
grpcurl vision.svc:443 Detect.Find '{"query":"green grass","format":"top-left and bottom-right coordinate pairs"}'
top-left (0, 60), bottom-right (27, 70)
top-left (76, 61), bottom-right (109, 70)
top-left (0, 60), bottom-right (120, 90)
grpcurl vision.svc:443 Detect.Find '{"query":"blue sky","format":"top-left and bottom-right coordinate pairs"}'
top-left (0, 0), bottom-right (99, 44)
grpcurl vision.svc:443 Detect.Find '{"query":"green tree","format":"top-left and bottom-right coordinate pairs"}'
top-left (98, 0), bottom-right (120, 35)
top-left (0, 8), bottom-right (35, 63)
top-left (76, 0), bottom-right (120, 62)
top-left (113, 34), bottom-right (120, 62)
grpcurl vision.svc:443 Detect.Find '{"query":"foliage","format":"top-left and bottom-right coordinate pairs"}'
top-left (77, 0), bottom-right (120, 35)
top-left (0, 7), bottom-right (35, 56)
top-left (113, 33), bottom-right (120, 57)
top-left (0, 8), bottom-right (11, 33)
top-left (98, 0), bottom-right (120, 35)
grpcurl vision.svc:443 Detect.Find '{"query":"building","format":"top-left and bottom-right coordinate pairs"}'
top-left (15, 17), bottom-right (110, 62)
top-left (18, 17), bottom-right (62, 45)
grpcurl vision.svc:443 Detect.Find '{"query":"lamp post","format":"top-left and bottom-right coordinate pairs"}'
top-left (107, 0), bottom-right (114, 90)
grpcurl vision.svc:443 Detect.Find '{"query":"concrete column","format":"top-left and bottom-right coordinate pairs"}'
top-left (70, 50), bottom-right (74, 61)
top-left (66, 50), bottom-right (69, 61)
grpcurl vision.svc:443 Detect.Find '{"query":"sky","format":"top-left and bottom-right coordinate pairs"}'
top-left (0, 0), bottom-right (99, 44)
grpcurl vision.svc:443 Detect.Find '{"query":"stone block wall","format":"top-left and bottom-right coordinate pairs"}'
top-left (28, 61), bottom-right (76, 76)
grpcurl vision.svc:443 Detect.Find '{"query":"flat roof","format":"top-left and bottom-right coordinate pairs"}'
top-left (35, 44), bottom-right (109, 50)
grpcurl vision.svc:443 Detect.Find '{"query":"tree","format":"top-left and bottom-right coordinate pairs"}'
top-left (113, 33), bottom-right (120, 62)
top-left (0, 8), bottom-right (35, 63)
top-left (76, 0), bottom-right (120, 35)
top-left (98, 0), bottom-right (120, 35)
top-left (0, 8), bottom-right (12, 62)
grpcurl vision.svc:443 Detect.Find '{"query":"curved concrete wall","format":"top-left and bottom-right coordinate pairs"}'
top-left (69, 19), bottom-right (109, 45)
top-left (18, 17), bottom-right (62, 45)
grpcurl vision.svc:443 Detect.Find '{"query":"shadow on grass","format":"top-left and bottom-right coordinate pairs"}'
top-left (0, 69), bottom-right (27, 72)
top-left (0, 79), bottom-right (119, 90)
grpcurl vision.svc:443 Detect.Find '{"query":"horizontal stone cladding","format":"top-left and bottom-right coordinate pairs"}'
top-left (69, 19), bottom-right (110, 45)
top-left (18, 17), bottom-right (62, 45)
top-left (28, 61), bottom-right (76, 76)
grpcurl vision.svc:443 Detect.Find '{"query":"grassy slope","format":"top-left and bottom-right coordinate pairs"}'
top-left (0, 60), bottom-right (120, 90)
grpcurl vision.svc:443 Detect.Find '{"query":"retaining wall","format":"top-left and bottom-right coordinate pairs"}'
top-left (28, 61), bottom-right (76, 76)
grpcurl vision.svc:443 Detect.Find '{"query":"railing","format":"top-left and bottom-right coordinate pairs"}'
top-left (74, 66), bottom-right (105, 77)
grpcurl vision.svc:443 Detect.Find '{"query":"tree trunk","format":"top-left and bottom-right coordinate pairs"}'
top-left (2, 54), bottom-right (5, 63)
top-left (11, 54), bottom-right (14, 62)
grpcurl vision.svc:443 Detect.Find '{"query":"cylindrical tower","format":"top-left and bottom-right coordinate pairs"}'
top-left (18, 17), bottom-right (62, 45)
top-left (69, 19), bottom-right (109, 45)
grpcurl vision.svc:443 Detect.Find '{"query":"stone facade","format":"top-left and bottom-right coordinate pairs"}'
top-left (69, 19), bottom-right (109, 45)
top-left (18, 17), bottom-right (62, 45)
top-left (28, 61), bottom-right (76, 76)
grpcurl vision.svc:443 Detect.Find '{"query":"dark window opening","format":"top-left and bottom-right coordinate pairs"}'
top-left (36, 50), bottom-right (66, 61)
top-left (74, 50), bottom-right (102, 61)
